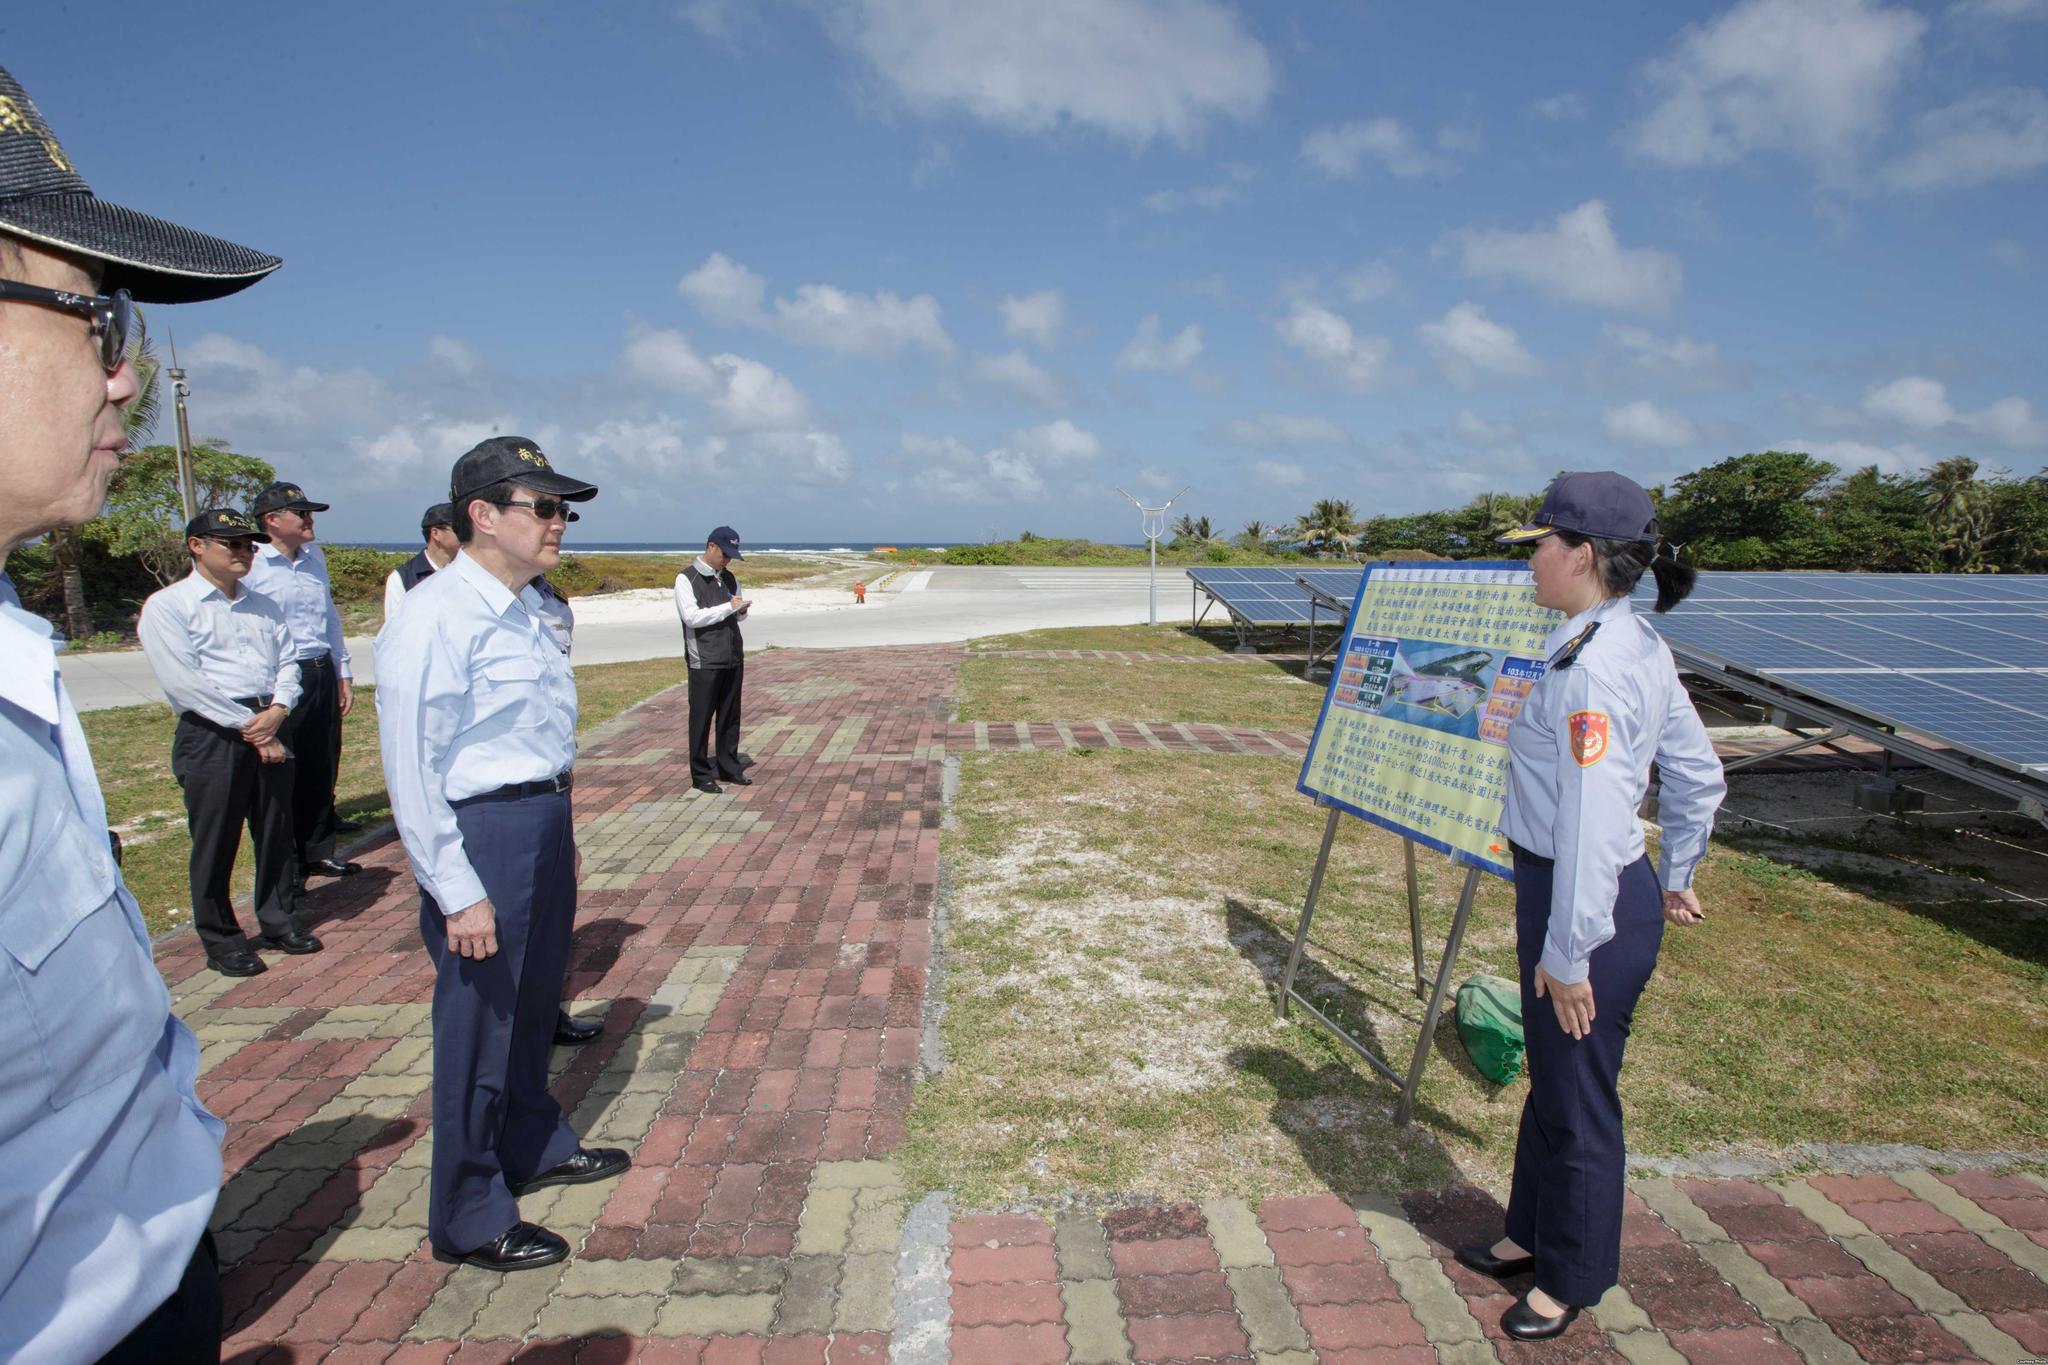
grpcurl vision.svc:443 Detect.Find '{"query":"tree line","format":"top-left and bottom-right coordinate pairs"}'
top-left (1177, 451), bottom-right (2048, 574)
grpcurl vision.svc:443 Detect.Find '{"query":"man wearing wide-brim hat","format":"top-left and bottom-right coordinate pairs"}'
top-left (0, 60), bottom-right (278, 1364)
top-left (375, 436), bottom-right (629, 1272)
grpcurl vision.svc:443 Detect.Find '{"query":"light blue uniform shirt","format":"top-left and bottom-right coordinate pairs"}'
top-left (0, 601), bottom-right (224, 1363)
top-left (245, 540), bottom-right (351, 679)
top-left (138, 570), bottom-right (303, 727)
top-left (1498, 595), bottom-right (1726, 986)
top-left (375, 552), bottom-right (579, 914)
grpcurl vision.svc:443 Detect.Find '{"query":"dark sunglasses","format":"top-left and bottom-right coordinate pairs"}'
top-left (0, 279), bottom-right (134, 373)
top-left (499, 497), bottom-right (580, 523)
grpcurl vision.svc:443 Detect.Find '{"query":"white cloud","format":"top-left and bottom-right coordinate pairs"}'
top-left (1886, 88), bottom-right (2048, 191)
top-left (1795, 437), bottom-right (1935, 476)
top-left (1302, 119), bottom-right (1453, 178)
top-left (1532, 92), bottom-right (1589, 121)
top-left (1863, 375), bottom-right (1955, 428)
top-left (1454, 200), bottom-right (1683, 315)
top-left (1605, 400), bottom-right (1700, 448)
top-left (1597, 323), bottom-right (1730, 388)
top-left (973, 349), bottom-right (1065, 408)
top-left (1452, 411), bottom-right (1518, 447)
top-left (1214, 413), bottom-right (1352, 450)
top-left (1990, 238), bottom-right (2031, 270)
top-left (1862, 376), bottom-right (2048, 447)
top-left (677, 252), bottom-right (953, 357)
top-left (1254, 459), bottom-right (1305, 487)
top-left (1628, 0), bottom-right (1926, 176)
top-left (903, 431), bottom-right (1057, 504)
top-left (1276, 303), bottom-right (1395, 392)
top-left (1012, 418), bottom-right (1103, 463)
top-left (1418, 303), bottom-right (1539, 386)
top-left (1143, 163), bottom-right (1255, 212)
top-left (621, 326), bottom-right (814, 431)
top-left (999, 289), bottom-right (1067, 348)
top-left (830, 0), bottom-right (1273, 146)
top-left (1117, 315), bottom-right (1203, 371)
top-left (1339, 260), bottom-right (1399, 303)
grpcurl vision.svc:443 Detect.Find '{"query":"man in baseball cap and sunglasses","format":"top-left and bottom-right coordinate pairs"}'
top-left (0, 61), bottom-right (279, 1364)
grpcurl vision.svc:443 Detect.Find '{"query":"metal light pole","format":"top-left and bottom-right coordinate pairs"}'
top-left (167, 331), bottom-right (198, 522)
top-left (1115, 484), bottom-right (1189, 627)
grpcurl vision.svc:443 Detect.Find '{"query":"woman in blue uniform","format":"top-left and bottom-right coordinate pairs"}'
top-left (1457, 472), bottom-right (1726, 1340)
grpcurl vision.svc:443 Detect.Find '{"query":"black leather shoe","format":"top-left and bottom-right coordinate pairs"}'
top-left (431, 1221), bottom-right (569, 1272)
top-left (553, 1012), bottom-right (603, 1046)
top-left (1455, 1243), bottom-right (1535, 1279)
top-left (302, 858), bottom-right (363, 878)
top-left (261, 929), bottom-right (324, 955)
top-left (331, 816), bottom-right (364, 833)
top-left (510, 1146), bottom-right (630, 1196)
top-left (693, 780), bottom-right (724, 795)
top-left (208, 949), bottom-right (267, 977)
top-left (1502, 1292), bottom-right (1580, 1341)
top-left (722, 773), bottom-right (754, 786)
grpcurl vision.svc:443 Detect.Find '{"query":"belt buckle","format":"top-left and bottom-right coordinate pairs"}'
top-left (548, 770), bottom-right (572, 794)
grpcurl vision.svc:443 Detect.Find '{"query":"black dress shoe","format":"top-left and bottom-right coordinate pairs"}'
top-left (331, 816), bottom-right (364, 833)
top-left (431, 1221), bottom-right (569, 1272)
top-left (693, 780), bottom-right (724, 795)
top-left (553, 1012), bottom-right (603, 1046)
top-left (261, 929), bottom-right (324, 955)
top-left (1455, 1243), bottom-right (1535, 1279)
top-left (208, 949), bottom-right (267, 978)
top-left (1502, 1291), bottom-right (1580, 1341)
top-left (721, 773), bottom-right (754, 786)
top-left (510, 1146), bottom-right (630, 1196)
top-left (302, 858), bottom-right (363, 878)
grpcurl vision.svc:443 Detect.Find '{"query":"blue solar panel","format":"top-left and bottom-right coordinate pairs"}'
top-left (1187, 566), bottom-right (1357, 624)
top-left (1641, 572), bottom-right (2048, 776)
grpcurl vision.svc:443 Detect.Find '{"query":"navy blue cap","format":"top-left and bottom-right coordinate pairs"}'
top-left (250, 480), bottom-right (329, 518)
top-left (185, 507), bottom-right (267, 542)
top-left (708, 526), bottom-right (743, 560)
top-left (1497, 471), bottom-right (1657, 546)
top-left (420, 502), bottom-right (455, 532)
top-left (450, 436), bottom-right (598, 506)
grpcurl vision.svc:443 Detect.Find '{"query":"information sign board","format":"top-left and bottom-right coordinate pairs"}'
top-left (1298, 562), bottom-right (1561, 879)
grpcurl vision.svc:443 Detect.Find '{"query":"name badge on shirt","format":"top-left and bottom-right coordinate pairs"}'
top-left (1569, 710), bottom-right (1611, 766)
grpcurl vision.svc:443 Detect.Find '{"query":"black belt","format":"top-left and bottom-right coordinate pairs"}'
top-left (297, 654), bottom-right (334, 670)
top-left (1508, 839), bottom-right (1553, 867)
top-left (179, 697), bottom-right (276, 739)
top-left (450, 770), bottom-right (574, 807)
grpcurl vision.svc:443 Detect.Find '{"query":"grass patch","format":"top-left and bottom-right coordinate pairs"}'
top-left (956, 655), bottom-right (1326, 731)
top-left (902, 749), bottom-right (2048, 1207)
top-left (971, 623), bottom-right (1251, 655)
top-left (91, 656), bottom-right (685, 937)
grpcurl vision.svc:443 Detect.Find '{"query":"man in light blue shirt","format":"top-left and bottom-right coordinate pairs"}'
top-left (244, 479), bottom-right (362, 880)
top-left (376, 437), bottom-right (627, 1272)
top-left (0, 60), bottom-right (279, 1365)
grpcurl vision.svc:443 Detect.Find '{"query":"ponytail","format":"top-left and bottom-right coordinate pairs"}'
top-left (1648, 554), bottom-right (1695, 613)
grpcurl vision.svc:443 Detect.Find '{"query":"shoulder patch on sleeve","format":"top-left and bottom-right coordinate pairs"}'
top-left (1550, 620), bottom-right (1600, 670)
top-left (1568, 710), bottom-right (1611, 766)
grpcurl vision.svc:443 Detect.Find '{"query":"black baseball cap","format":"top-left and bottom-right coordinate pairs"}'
top-left (420, 502), bottom-right (455, 533)
top-left (449, 436), bottom-right (599, 506)
top-left (708, 526), bottom-right (743, 560)
top-left (250, 481), bottom-right (330, 518)
top-left (1497, 471), bottom-right (1658, 546)
top-left (0, 64), bottom-right (279, 303)
top-left (185, 507), bottom-right (267, 543)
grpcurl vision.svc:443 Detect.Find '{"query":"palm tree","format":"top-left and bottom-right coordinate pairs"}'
top-left (1294, 497), bottom-right (1360, 557)
top-left (1922, 457), bottom-right (1989, 572)
top-left (1237, 519), bottom-right (1273, 550)
top-left (52, 309), bottom-right (162, 640)
top-left (1170, 513), bottom-right (1216, 546)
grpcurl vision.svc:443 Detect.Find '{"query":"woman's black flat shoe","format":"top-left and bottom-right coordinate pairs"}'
top-left (1502, 1292), bottom-right (1580, 1341)
top-left (1454, 1243), bottom-right (1535, 1279)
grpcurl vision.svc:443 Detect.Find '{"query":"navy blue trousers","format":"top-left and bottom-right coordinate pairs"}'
top-left (1504, 851), bottom-right (1665, 1307)
top-left (420, 789), bottom-right (581, 1252)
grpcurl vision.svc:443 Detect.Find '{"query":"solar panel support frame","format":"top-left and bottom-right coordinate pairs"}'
top-left (1673, 645), bottom-right (2048, 826)
top-left (1297, 574), bottom-right (1351, 678)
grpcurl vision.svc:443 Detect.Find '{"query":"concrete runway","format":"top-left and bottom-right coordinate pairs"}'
top-left (58, 565), bottom-right (1207, 712)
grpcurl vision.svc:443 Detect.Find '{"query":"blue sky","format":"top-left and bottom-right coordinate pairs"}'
top-left (11, 0), bottom-right (2048, 543)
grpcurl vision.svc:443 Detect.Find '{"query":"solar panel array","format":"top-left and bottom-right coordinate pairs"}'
top-left (1186, 566), bottom-right (1362, 623)
top-left (1638, 572), bottom-right (2048, 775)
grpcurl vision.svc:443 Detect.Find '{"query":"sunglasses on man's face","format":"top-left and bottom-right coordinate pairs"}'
top-left (500, 497), bottom-right (580, 523)
top-left (0, 279), bottom-right (134, 374)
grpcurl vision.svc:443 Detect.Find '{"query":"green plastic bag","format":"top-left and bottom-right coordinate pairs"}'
top-left (1455, 974), bottom-right (1525, 1085)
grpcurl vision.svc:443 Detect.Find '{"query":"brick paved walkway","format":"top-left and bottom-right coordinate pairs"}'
top-left (151, 645), bottom-right (2048, 1362)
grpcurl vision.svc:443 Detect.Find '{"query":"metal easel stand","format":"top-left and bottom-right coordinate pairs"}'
top-left (1276, 805), bottom-right (1483, 1127)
